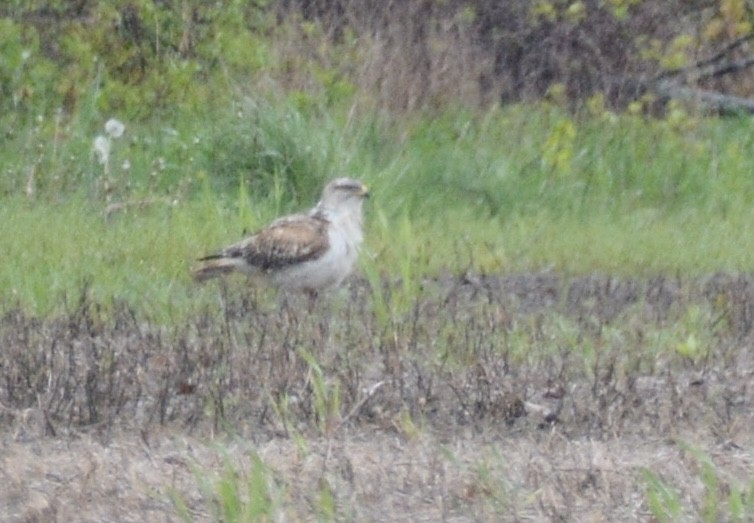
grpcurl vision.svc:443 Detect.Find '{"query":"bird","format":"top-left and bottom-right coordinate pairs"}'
top-left (191, 178), bottom-right (369, 297)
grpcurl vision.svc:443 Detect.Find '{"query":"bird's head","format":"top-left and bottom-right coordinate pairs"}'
top-left (317, 178), bottom-right (370, 215)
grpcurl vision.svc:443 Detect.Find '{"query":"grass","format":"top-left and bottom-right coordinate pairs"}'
top-left (3, 266), bottom-right (753, 520)
top-left (4, 101), bottom-right (754, 316)
top-left (191, 452), bottom-right (279, 523)
top-left (3, 93), bottom-right (754, 520)
top-left (643, 443), bottom-right (754, 522)
top-left (5, 4), bottom-right (754, 519)
top-left (3, 186), bottom-right (754, 316)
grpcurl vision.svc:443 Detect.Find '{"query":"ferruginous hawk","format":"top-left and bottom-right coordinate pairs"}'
top-left (192, 178), bottom-right (369, 295)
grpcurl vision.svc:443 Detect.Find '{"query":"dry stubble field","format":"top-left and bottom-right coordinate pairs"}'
top-left (2, 272), bottom-right (754, 522)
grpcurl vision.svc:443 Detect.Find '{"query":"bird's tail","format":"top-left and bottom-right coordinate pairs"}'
top-left (191, 256), bottom-right (244, 282)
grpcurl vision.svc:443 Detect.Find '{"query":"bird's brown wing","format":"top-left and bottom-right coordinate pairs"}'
top-left (218, 214), bottom-right (330, 271)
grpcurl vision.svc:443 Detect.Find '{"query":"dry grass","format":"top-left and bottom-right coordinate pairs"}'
top-left (3, 427), bottom-right (752, 522)
top-left (2, 273), bottom-right (754, 521)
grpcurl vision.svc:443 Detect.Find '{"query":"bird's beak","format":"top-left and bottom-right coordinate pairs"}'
top-left (360, 185), bottom-right (370, 198)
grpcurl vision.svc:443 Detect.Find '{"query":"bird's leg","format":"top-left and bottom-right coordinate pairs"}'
top-left (278, 289), bottom-right (292, 313)
top-left (304, 288), bottom-right (332, 348)
top-left (305, 288), bottom-right (319, 313)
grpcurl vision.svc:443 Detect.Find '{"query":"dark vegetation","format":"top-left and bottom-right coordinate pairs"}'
top-left (5, 0), bottom-right (754, 124)
top-left (3, 273), bottom-right (752, 440)
top-left (3, 274), bottom-right (754, 519)
top-left (3, 1), bottom-right (754, 520)
top-left (6, 0), bottom-right (754, 206)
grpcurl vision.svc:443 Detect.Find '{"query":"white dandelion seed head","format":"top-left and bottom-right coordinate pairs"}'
top-left (105, 118), bottom-right (125, 139)
top-left (93, 135), bottom-right (110, 165)
top-left (121, 159), bottom-right (131, 171)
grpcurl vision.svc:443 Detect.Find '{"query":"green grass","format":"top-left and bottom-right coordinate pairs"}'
top-left (3, 100), bottom-right (754, 315)
top-left (643, 443), bottom-right (754, 522)
top-left (174, 451), bottom-right (281, 523)
top-left (3, 193), bottom-right (754, 316)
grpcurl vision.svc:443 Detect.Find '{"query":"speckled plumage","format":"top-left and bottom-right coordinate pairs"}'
top-left (192, 178), bottom-right (369, 294)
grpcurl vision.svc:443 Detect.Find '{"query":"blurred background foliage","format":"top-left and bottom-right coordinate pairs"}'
top-left (2, 0), bottom-right (754, 204)
top-left (3, 0), bottom-right (754, 123)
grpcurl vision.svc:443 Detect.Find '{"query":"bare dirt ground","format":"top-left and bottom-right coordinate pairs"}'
top-left (2, 272), bottom-right (754, 522)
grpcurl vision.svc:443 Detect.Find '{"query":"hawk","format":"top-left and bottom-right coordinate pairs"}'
top-left (192, 178), bottom-right (369, 295)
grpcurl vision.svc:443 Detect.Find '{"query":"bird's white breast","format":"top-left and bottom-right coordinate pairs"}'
top-left (272, 208), bottom-right (363, 291)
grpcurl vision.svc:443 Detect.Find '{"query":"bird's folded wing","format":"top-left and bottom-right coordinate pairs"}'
top-left (223, 215), bottom-right (330, 270)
